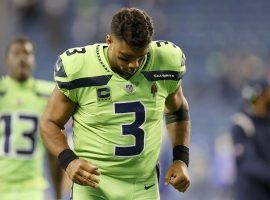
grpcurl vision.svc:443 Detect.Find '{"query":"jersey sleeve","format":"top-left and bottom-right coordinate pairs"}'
top-left (167, 50), bottom-right (186, 94)
top-left (54, 47), bottom-right (86, 102)
top-left (151, 41), bottom-right (186, 94)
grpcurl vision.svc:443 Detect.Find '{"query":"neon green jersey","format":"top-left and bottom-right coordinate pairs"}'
top-left (0, 76), bottom-right (55, 192)
top-left (55, 41), bottom-right (186, 179)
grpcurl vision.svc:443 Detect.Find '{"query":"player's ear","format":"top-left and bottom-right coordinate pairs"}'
top-left (106, 35), bottom-right (113, 47)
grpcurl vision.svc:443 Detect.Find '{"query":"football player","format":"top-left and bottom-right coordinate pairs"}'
top-left (0, 37), bottom-right (61, 199)
top-left (41, 8), bottom-right (191, 200)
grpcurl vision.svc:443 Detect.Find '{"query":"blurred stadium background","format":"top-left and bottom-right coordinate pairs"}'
top-left (1, 0), bottom-right (269, 199)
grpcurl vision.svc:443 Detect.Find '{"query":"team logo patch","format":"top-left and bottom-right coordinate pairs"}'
top-left (124, 83), bottom-right (135, 94)
top-left (96, 87), bottom-right (111, 101)
top-left (54, 57), bottom-right (67, 77)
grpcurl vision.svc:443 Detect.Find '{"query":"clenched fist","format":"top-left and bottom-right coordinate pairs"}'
top-left (164, 160), bottom-right (190, 192)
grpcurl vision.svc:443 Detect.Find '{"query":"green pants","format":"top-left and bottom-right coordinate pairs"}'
top-left (71, 169), bottom-right (160, 200)
top-left (1, 189), bottom-right (44, 200)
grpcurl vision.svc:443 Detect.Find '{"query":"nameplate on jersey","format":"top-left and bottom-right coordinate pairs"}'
top-left (96, 87), bottom-right (111, 101)
top-left (142, 70), bottom-right (184, 81)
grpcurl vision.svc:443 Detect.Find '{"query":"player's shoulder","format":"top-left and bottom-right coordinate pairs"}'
top-left (0, 76), bottom-right (11, 91)
top-left (150, 40), bottom-right (185, 60)
top-left (34, 79), bottom-right (55, 97)
top-left (55, 43), bottom-right (106, 81)
top-left (150, 40), bottom-right (183, 52)
top-left (147, 40), bottom-right (186, 78)
top-left (0, 76), bottom-right (5, 85)
top-left (60, 43), bottom-right (98, 60)
top-left (149, 40), bottom-right (186, 72)
top-left (0, 76), bottom-right (7, 94)
top-left (231, 112), bottom-right (255, 137)
top-left (57, 44), bottom-right (97, 74)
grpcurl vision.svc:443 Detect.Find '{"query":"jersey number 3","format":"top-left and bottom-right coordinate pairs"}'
top-left (114, 101), bottom-right (145, 156)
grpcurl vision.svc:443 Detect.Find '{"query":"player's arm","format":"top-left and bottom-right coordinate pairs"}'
top-left (47, 150), bottom-right (62, 199)
top-left (40, 87), bottom-right (100, 188)
top-left (40, 87), bottom-right (73, 156)
top-left (47, 151), bottom-right (72, 199)
top-left (164, 81), bottom-right (191, 192)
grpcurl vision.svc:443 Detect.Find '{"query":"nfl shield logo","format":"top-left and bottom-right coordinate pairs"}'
top-left (124, 83), bottom-right (134, 94)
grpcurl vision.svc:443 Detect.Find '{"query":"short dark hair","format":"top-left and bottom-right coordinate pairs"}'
top-left (5, 37), bottom-right (34, 58)
top-left (111, 8), bottom-right (154, 48)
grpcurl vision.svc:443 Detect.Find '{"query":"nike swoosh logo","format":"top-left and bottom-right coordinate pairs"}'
top-left (144, 184), bottom-right (155, 190)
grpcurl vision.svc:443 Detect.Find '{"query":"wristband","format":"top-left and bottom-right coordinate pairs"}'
top-left (173, 145), bottom-right (189, 167)
top-left (58, 149), bottom-right (78, 171)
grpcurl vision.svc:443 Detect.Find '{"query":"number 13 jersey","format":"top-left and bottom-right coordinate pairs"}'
top-left (0, 76), bottom-right (55, 192)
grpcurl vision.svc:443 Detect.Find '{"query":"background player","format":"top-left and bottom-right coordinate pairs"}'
top-left (231, 78), bottom-right (270, 200)
top-left (0, 37), bottom-right (62, 200)
top-left (41, 8), bottom-right (191, 199)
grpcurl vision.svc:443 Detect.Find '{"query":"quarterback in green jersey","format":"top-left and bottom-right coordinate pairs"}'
top-left (0, 38), bottom-right (62, 200)
top-left (41, 8), bottom-right (191, 200)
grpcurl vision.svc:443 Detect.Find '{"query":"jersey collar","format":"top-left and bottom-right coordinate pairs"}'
top-left (96, 43), bottom-right (152, 81)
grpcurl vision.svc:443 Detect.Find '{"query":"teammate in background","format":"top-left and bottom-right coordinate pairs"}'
top-left (231, 78), bottom-right (270, 200)
top-left (0, 37), bottom-right (62, 199)
top-left (41, 8), bottom-right (191, 199)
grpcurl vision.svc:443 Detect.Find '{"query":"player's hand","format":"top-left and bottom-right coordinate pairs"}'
top-left (66, 158), bottom-right (100, 188)
top-left (164, 160), bottom-right (190, 192)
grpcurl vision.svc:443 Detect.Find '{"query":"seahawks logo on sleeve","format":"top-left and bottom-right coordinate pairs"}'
top-left (54, 57), bottom-right (67, 78)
